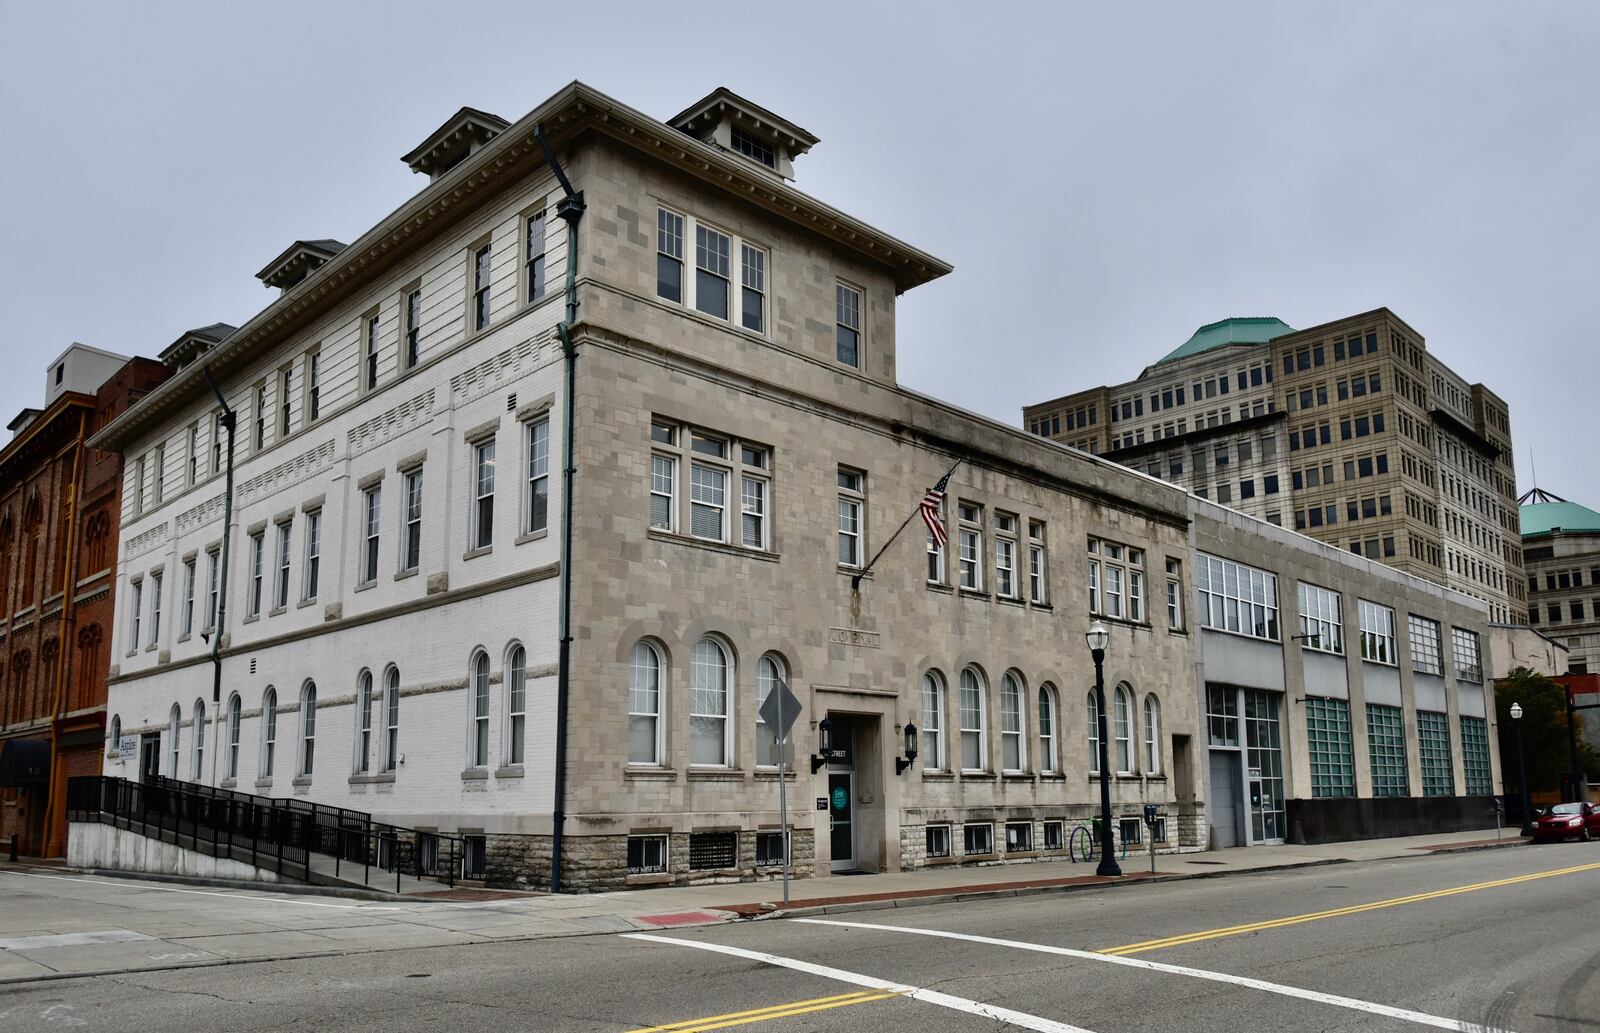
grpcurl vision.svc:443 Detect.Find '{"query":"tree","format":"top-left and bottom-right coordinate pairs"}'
top-left (1495, 668), bottom-right (1600, 800)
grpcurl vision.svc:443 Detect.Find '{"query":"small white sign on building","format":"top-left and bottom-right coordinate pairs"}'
top-left (117, 737), bottom-right (137, 764)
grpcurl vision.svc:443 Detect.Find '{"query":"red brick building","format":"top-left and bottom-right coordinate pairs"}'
top-left (0, 345), bottom-right (167, 856)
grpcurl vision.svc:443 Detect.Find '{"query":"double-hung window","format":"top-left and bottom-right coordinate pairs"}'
top-left (211, 411), bottom-right (224, 475)
top-left (472, 243), bottom-right (492, 331)
top-left (128, 579), bottom-right (142, 651)
top-left (205, 548), bottom-right (220, 630)
top-left (403, 288), bottom-right (422, 370)
top-left (836, 282), bottom-right (862, 367)
top-left (1028, 521), bottom-right (1047, 604)
top-left (1359, 599), bottom-right (1396, 664)
top-left (1165, 557), bottom-right (1184, 630)
top-left (926, 501), bottom-right (946, 584)
top-left (304, 350), bottom-right (321, 422)
top-left (1089, 538), bottom-right (1143, 620)
top-left (186, 423), bottom-right (199, 488)
top-left (254, 383), bottom-right (267, 450)
top-left (740, 446), bottom-right (768, 549)
top-left (360, 486), bottom-right (381, 584)
top-left (525, 210), bottom-right (546, 303)
top-left (1000, 672), bottom-right (1025, 772)
top-left (657, 208), bottom-right (685, 302)
top-left (148, 572), bottom-right (162, 645)
top-left (246, 531), bottom-right (264, 617)
top-left (181, 557), bottom-right (196, 637)
top-left (994, 513), bottom-right (1018, 598)
top-left (401, 469), bottom-right (423, 572)
top-left (1297, 583), bottom-right (1344, 653)
top-left (689, 435), bottom-right (729, 541)
top-left (524, 418), bottom-right (549, 535)
top-left (957, 502), bottom-right (982, 590)
top-left (694, 225), bottom-right (731, 319)
top-left (302, 510), bottom-right (321, 600)
top-left (837, 467), bottom-right (864, 567)
top-left (273, 520), bottom-right (291, 610)
top-left (649, 424), bottom-right (677, 532)
top-left (471, 439), bottom-right (496, 550)
top-left (958, 667), bottom-right (986, 771)
top-left (740, 244), bottom-right (765, 332)
top-left (364, 311), bottom-right (381, 391)
top-left (278, 368), bottom-right (292, 438)
top-left (921, 671), bottom-right (946, 770)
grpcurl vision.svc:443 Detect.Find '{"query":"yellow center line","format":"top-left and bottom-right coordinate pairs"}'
top-left (624, 989), bottom-right (904, 1033)
top-left (1097, 860), bottom-right (1600, 956)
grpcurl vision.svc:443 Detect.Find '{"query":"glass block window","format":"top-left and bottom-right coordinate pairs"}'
top-left (1366, 704), bottom-right (1409, 797)
top-left (1195, 553), bottom-right (1280, 640)
top-left (1460, 716), bottom-right (1492, 796)
top-left (1408, 615), bottom-right (1443, 675)
top-left (1418, 711), bottom-right (1454, 797)
top-left (1306, 698), bottom-right (1355, 798)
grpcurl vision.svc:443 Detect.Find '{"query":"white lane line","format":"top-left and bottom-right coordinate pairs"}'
top-left (0, 930), bottom-right (153, 951)
top-left (621, 932), bottom-right (1097, 1033)
top-left (796, 919), bottom-right (1507, 1033)
top-left (0, 870), bottom-right (402, 911)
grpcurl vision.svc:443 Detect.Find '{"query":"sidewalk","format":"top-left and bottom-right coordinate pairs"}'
top-left (607, 826), bottom-right (1529, 924)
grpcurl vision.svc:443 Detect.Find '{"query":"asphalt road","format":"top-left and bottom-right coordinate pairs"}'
top-left (2, 843), bottom-right (1597, 1032)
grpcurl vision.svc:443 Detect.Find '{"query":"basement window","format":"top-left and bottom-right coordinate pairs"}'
top-left (462, 835), bottom-right (486, 880)
top-left (1119, 818), bottom-right (1143, 847)
top-left (1043, 820), bottom-right (1065, 852)
top-left (962, 822), bottom-right (993, 856)
top-left (925, 824), bottom-right (951, 859)
top-left (1005, 822), bottom-right (1033, 853)
top-left (627, 834), bottom-right (669, 875)
top-left (688, 831), bottom-right (738, 871)
top-left (755, 831), bottom-right (787, 866)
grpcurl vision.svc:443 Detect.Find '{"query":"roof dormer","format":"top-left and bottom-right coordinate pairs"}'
top-left (255, 240), bottom-right (347, 292)
top-left (158, 322), bottom-right (238, 371)
top-left (669, 88), bottom-right (818, 181)
top-left (401, 106), bottom-right (511, 181)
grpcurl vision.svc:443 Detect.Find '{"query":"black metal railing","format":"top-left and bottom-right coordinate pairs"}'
top-left (66, 775), bottom-right (465, 893)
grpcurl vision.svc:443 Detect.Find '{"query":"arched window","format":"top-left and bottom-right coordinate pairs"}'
top-left (1087, 690), bottom-right (1102, 774)
top-left (755, 654), bottom-right (786, 767)
top-left (299, 682), bottom-right (317, 777)
top-left (920, 671), bottom-right (946, 771)
top-left (355, 670), bottom-right (374, 774)
top-left (628, 641), bottom-right (662, 765)
top-left (1000, 671), bottom-right (1026, 772)
top-left (469, 651), bottom-right (490, 768)
top-left (1038, 683), bottom-right (1059, 774)
top-left (959, 667), bottom-right (986, 772)
top-left (1144, 694), bottom-right (1162, 775)
top-left (506, 646), bottom-right (526, 765)
top-left (382, 667), bottom-right (400, 773)
top-left (1114, 683), bottom-right (1134, 774)
top-left (108, 715), bottom-right (121, 758)
top-left (261, 688), bottom-right (278, 778)
top-left (169, 704), bottom-right (181, 776)
top-left (226, 694), bottom-right (241, 779)
top-left (690, 637), bottom-right (730, 766)
top-left (192, 699), bottom-right (206, 780)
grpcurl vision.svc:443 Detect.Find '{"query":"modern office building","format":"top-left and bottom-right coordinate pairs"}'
top-left (84, 83), bottom-right (1505, 891)
top-left (0, 345), bottom-right (168, 856)
top-left (1521, 487), bottom-right (1600, 675)
top-left (1024, 309), bottom-right (1526, 625)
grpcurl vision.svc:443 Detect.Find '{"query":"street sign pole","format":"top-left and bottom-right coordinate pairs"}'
top-left (777, 691), bottom-right (789, 906)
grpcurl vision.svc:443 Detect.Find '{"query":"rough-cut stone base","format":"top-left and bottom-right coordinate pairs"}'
top-left (484, 829), bottom-right (817, 892)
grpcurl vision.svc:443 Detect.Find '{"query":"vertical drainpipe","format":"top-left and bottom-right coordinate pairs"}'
top-left (535, 124), bottom-right (584, 892)
top-left (202, 368), bottom-right (236, 788)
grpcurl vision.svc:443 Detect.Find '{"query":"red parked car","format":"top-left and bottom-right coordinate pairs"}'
top-left (1531, 802), bottom-right (1600, 842)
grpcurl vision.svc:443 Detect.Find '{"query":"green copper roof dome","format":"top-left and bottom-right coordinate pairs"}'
top-left (1519, 489), bottom-right (1600, 537)
top-left (1155, 316), bottom-right (1294, 366)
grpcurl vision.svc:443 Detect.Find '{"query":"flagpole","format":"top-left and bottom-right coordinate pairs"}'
top-left (851, 458), bottom-right (961, 591)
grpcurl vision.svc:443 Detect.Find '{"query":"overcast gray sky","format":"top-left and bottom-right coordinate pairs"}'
top-left (2, 2), bottom-right (1595, 497)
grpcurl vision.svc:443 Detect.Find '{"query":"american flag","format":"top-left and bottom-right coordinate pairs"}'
top-left (920, 470), bottom-right (953, 549)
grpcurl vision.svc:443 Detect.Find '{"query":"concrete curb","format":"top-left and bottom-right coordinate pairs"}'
top-left (69, 866), bottom-right (412, 902)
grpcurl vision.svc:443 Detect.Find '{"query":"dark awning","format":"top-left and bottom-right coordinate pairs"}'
top-left (0, 738), bottom-right (50, 787)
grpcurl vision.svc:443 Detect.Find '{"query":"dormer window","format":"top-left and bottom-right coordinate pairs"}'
top-left (730, 127), bottom-right (775, 169)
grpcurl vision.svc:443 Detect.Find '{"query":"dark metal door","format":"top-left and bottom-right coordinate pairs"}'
top-left (828, 772), bottom-right (853, 870)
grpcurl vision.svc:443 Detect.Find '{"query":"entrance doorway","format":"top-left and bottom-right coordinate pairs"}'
top-left (1208, 751), bottom-right (1242, 848)
top-left (827, 771), bottom-right (854, 872)
top-left (139, 734), bottom-right (161, 783)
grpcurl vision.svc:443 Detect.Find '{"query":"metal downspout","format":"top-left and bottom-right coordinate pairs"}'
top-left (202, 369), bottom-right (236, 788)
top-left (536, 124), bottom-right (584, 892)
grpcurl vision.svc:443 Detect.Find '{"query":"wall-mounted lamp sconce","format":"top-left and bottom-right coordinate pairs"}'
top-left (811, 717), bottom-right (833, 774)
top-left (895, 722), bottom-right (919, 775)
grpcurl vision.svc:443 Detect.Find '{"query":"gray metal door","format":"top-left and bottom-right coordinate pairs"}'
top-left (1209, 750), bottom-right (1242, 848)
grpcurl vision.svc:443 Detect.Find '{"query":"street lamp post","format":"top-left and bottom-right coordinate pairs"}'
top-left (1087, 620), bottom-right (1121, 877)
top-left (1511, 702), bottom-right (1532, 834)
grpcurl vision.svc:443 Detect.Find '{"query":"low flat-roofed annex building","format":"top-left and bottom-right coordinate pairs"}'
top-left (92, 82), bottom-right (1206, 891)
top-left (1190, 496), bottom-right (1500, 846)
